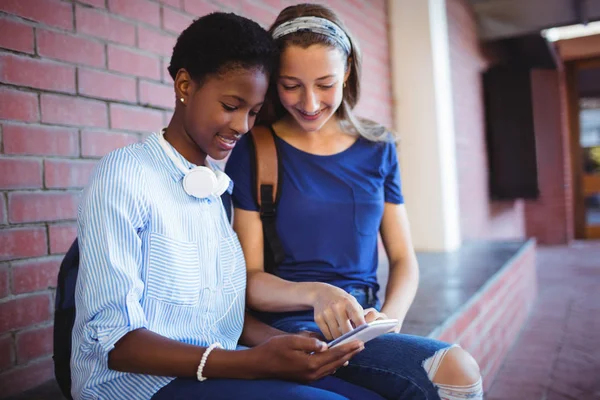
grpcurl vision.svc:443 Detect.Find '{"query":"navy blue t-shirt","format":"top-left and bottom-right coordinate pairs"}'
top-left (225, 130), bottom-right (403, 293)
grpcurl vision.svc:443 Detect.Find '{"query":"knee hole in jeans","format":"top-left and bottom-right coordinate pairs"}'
top-left (423, 346), bottom-right (481, 386)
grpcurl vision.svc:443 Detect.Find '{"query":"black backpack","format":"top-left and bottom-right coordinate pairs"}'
top-left (53, 239), bottom-right (80, 399)
top-left (53, 127), bottom-right (283, 399)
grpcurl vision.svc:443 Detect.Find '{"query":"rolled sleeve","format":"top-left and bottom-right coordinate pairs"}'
top-left (75, 148), bottom-right (149, 357)
top-left (384, 141), bottom-right (404, 204)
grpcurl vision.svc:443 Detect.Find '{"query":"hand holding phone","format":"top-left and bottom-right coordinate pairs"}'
top-left (328, 319), bottom-right (399, 348)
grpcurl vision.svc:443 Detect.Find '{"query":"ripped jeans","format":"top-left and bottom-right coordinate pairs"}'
top-left (268, 285), bottom-right (456, 399)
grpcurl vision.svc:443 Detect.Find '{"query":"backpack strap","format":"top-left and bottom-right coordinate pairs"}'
top-left (249, 126), bottom-right (285, 274)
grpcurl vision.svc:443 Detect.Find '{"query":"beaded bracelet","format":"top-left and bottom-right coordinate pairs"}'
top-left (196, 342), bottom-right (223, 382)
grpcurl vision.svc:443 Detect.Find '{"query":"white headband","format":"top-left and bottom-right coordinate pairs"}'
top-left (272, 16), bottom-right (352, 54)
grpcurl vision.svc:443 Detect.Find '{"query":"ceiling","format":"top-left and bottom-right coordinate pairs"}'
top-left (469, 0), bottom-right (600, 41)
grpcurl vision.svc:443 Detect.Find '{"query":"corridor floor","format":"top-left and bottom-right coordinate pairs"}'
top-left (486, 242), bottom-right (600, 400)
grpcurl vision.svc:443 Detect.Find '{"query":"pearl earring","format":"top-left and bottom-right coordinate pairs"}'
top-left (180, 97), bottom-right (185, 103)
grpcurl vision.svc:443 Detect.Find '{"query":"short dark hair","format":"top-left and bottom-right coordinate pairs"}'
top-left (168, 12), bottom-right (278, 84)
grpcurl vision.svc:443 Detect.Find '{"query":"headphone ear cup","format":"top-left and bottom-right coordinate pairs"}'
top-left (183, 167), bottom-right (217, 199)
top-left (213, 170), bottom-right (231, 196)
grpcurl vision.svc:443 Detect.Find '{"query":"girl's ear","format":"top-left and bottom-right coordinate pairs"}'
top-left (344, 57), bottom-right (352, 82)
top-left (175, 68), bottom-right (192, 104)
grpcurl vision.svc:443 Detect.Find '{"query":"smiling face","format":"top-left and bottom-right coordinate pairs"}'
top-left (175, 66), bottom-right (269, 162)
top-left (277, 44), bottom-right (349, 132)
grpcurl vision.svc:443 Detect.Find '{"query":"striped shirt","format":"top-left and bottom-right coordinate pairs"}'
top-left (72, 133), bottom-right (246, 400)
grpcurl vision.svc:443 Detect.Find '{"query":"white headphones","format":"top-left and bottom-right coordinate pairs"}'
top-left (158, 130), bottom-right (231, 199)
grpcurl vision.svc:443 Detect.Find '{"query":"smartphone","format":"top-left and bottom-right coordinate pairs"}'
top-left (328, 319), bottom-right (399, 348)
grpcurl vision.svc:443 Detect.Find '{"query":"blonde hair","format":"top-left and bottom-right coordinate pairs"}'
top-left (258, 3), bottom-right (393, 142)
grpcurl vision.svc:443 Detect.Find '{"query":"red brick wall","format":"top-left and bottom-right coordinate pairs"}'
top-left (0, 0), bottom-right (391, 395)
top-left (446, 0), bottom-right (527, 241)
top-left (433, 240), bottom-right (538, 391)
top-left (524, 70), bottom-right (571, 245)
top-left (558, 67), bottom-right (575, 242)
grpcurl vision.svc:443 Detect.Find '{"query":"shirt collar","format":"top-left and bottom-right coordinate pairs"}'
top-left (146, 132), bottom-right (196, 183)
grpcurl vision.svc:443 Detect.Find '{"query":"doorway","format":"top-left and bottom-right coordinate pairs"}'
top-left (566, 57), bottom-right (600, 239)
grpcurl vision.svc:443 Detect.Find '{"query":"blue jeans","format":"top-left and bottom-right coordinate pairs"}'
top-left (269, 286), bottom-right (453, 399)
top-left (152, 375), bottom-right (385, 399)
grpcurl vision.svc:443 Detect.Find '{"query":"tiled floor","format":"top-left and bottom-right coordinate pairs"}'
top-left (486, 241), bottom-right (600, 400)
